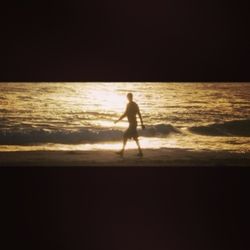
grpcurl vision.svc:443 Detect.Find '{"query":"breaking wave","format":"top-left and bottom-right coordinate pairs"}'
top-left (189, 119), bottom-right (250, 137)
top-left (0, 124), bottom-right (181, 145)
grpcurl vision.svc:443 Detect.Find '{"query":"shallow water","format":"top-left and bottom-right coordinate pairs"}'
top-left (1, 82), bottom-right (250, 152)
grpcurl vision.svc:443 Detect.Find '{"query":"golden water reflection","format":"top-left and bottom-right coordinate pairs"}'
top-left (1, 135), bottom-right (249, 153)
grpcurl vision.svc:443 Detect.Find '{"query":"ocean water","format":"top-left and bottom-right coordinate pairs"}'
top-left (0, 82), bottom-right (250, 153)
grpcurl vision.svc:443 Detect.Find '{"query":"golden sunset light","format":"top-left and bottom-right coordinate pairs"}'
top-left (0, 82), bottom-right (250, 166)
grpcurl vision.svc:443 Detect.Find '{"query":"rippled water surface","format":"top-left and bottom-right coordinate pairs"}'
top-left (1, 82), bottom-right (250, 152)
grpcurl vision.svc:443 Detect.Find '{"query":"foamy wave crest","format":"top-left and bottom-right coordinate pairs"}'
top-left (0, 129), bottom-right (122, 145)
top-left (140, 124), bottom-right (181, 136)
top-left (189, 119), bottom-right (250, 136)
top-left (0, 124), bottom-right (181, 145)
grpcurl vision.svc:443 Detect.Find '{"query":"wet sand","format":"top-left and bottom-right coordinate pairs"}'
top-left (0, 148), bottom-right (250, 167)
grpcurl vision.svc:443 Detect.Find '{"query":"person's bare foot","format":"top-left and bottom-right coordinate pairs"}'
top-left (137, 152), bottom-right (143, 157)
top-left (116, 150), bottom-right (124, 157)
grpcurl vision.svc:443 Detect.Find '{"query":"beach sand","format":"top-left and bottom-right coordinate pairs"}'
top-left (0, 148), bottom-right (250, 167)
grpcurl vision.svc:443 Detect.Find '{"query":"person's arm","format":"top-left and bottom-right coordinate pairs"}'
top-left (114, 105), bottom-right (127, 124)
top-left (137, 105), bottom-right (145, 129)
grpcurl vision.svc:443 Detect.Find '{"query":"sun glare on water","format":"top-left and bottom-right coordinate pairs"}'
top-left (85, 85), bottom-right (132, 129)
top-left (86, 84), bottom-right (126, 111)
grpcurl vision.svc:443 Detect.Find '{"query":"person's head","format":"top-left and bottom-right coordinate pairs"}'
top-left (127, 93), bottom-right (133, 102)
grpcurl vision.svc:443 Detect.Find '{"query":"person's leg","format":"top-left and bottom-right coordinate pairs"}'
top-left (122, 137), bottom-right (128, 152)
top-left (117, 136), bottom-right (127, 156)
top-left (134, 138), bottom-right (143, 156)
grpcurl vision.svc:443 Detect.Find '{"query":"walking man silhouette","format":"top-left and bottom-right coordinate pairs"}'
top-left (114, 93), bottom-right (145, 157)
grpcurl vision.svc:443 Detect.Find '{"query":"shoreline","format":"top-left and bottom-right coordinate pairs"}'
top-left (0, 148), bottom-right (250, 167)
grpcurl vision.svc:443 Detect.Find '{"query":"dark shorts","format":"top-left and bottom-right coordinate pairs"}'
top-left (124, 124), bottom-right (138, 140)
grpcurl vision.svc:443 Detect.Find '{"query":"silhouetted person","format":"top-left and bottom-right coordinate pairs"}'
top-left (114, 93), bottom-right (145, 157)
